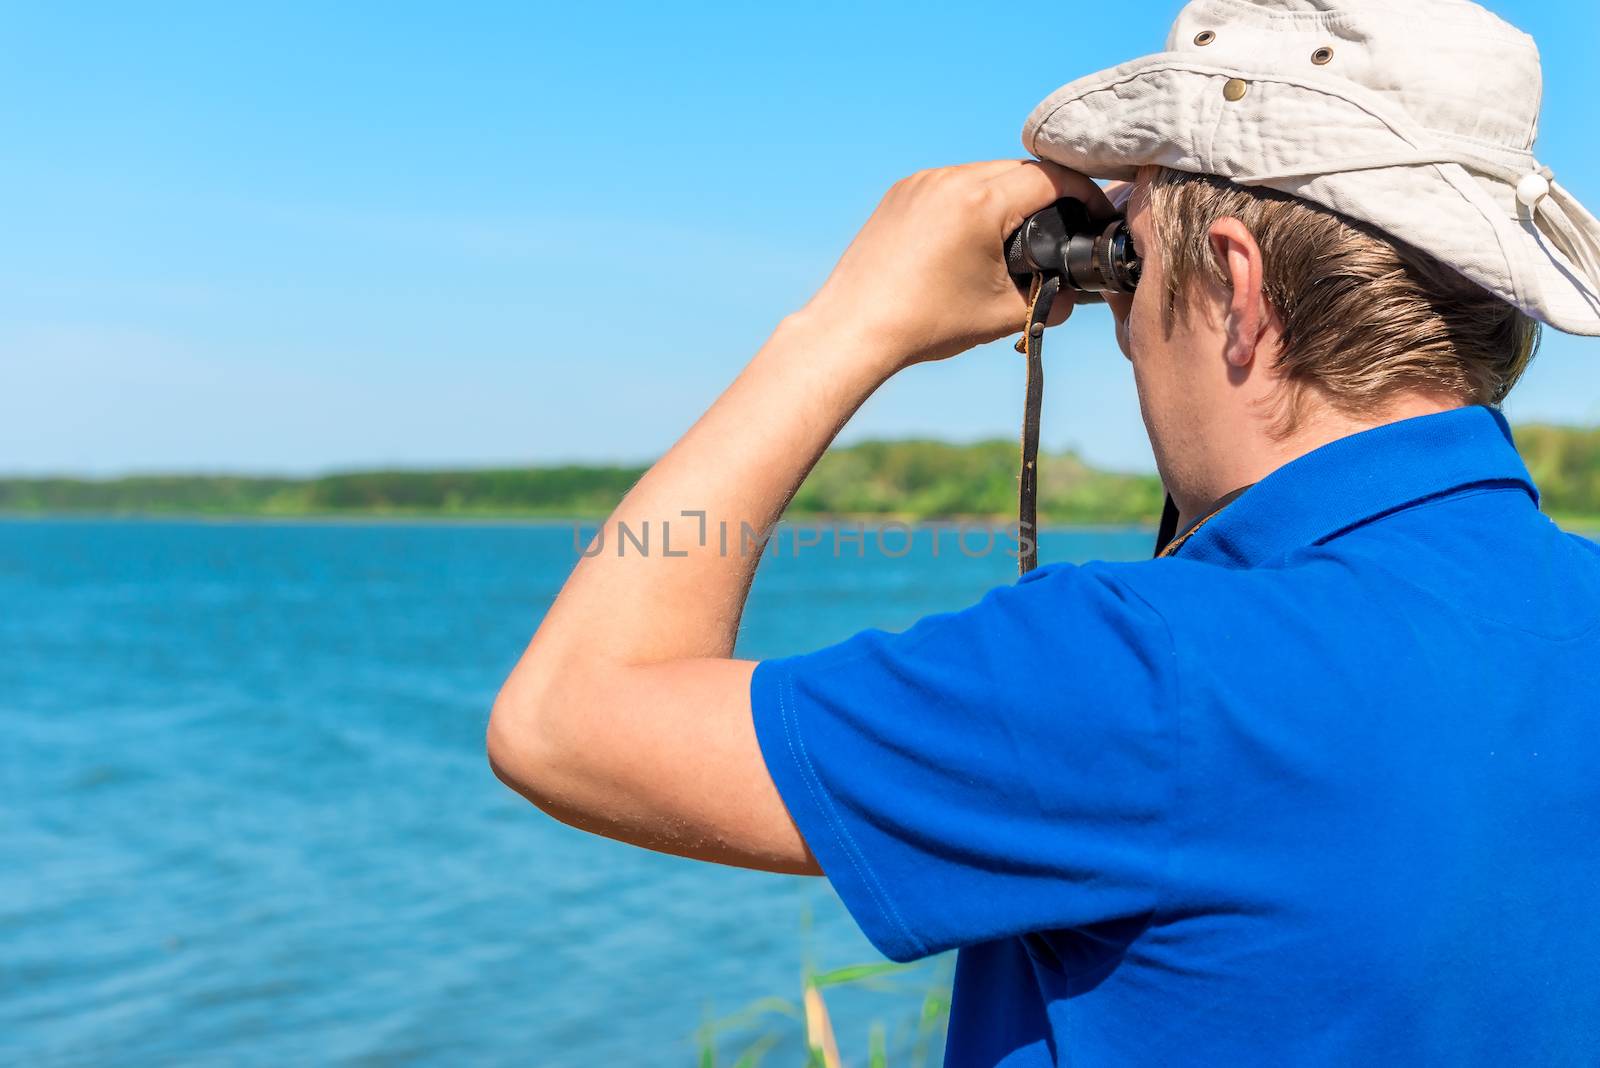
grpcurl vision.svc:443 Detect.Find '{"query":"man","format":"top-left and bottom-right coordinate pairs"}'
top-left (489, 0), bottom-right (1600, 1063)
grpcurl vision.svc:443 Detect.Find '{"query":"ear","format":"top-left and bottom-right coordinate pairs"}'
top-left (1207, 217), bottom-right (1270, 368)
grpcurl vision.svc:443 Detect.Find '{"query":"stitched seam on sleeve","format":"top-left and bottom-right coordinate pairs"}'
top-left (778, 671), bottom-right (924, 958)
top-left (1116, 578), bottom-right (1184, 926)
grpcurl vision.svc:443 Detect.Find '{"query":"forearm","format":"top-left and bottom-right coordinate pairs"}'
top-left (502, 308), bottom-right (892, 699)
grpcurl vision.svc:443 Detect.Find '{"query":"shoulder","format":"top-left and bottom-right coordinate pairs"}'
top-left (1567, 530), bottom-right (1600, 559)
top-left (1002, 558), bottom-right (1184, 660)
top-left (762, 558), bottom-right (1188, 737)
top-left (824, 557), bottom-right (1182, 658)
top-left (1082, 555), bottom-right (1329, 627)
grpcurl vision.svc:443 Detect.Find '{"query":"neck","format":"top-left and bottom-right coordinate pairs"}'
top-left (1169, 390), bottom-right (1467, 525)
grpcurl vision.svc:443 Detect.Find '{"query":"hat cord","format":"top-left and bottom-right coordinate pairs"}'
top-left (1534, 180), bottom-right (1600, 306)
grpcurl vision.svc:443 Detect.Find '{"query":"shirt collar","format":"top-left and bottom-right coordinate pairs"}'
top-left (1173, 405), bottom-right (1539, 568)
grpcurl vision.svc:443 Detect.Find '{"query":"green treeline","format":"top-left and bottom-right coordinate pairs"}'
top-left (3, 424), bottom-right (1598, 523)
top-left (790, 440), bottom-right (1162, 523)
top-left (0, 442), bottom-right (1161, 523)
top-left (0, 465), bottom-right (649, 519)
top-left (1510, 424), bottom-right (1600, 520)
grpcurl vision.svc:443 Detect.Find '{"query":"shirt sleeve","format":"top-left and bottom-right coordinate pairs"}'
top-left (750, 561), bottom-right (1179, 962)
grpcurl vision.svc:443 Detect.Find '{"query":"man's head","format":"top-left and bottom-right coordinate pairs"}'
top-left (1023, 0), bottom-right (1600, 513)
top-left (1107, 164), bottom-right (1541, 509)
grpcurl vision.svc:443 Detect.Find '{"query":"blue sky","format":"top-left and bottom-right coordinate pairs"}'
top-left (3, 0), bottom-right (1596, 475)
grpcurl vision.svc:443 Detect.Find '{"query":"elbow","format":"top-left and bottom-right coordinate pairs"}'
top-left (488, 648), bottom-right (625, 822)
top-left (486, 677), bottom-right (565, 807)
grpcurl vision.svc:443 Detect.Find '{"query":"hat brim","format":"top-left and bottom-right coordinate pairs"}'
top-left (1022, 54), bottom-right (1600, 337)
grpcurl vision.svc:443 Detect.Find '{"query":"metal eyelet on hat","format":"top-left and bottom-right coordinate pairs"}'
top-left (1194, 30), bottom-right (1216, 46)
top-left (1312, 46), bottom-right (1334, 65)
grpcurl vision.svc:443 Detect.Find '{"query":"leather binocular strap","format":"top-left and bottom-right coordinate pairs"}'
top-left (1014, 272), bottom-right (1062, 575)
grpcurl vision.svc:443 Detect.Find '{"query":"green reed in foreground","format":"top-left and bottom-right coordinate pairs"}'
top-left (694, 955), bottom-right (952, 1067)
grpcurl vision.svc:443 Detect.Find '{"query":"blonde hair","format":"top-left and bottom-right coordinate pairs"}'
top-left (1144, 166), bottom-right (1540, 435)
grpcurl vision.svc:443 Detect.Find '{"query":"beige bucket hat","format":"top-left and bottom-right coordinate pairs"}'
top-left (1022, 0), bottom-right (1600, 336)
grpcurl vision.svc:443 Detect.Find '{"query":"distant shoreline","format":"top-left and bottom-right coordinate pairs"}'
top-left (3, 511), bottom-right (1595, 535)
top-left (0, 511), bottom-right (1164, 534)
top-left (0, 439), bottom-right (1168, 528)
top-left (5, 426), bottom-right (1597, 532)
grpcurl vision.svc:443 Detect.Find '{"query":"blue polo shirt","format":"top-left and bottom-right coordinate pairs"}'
top-left (750, 405), bottom-right (1600, 1066)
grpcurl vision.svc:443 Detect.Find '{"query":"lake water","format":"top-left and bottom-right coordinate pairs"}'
top-left (2, 519), bottom-right (1155, 1066)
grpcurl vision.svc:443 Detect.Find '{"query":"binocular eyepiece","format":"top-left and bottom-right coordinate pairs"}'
top-left (1004, 197), bottom-right (1142, 300)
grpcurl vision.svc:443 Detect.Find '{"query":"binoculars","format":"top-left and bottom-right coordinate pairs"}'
top-left (1004, 197), bottom-right (1142, 299)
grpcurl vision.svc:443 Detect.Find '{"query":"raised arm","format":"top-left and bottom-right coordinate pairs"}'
top-left (486, 160), bottom-right (1109, 873)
